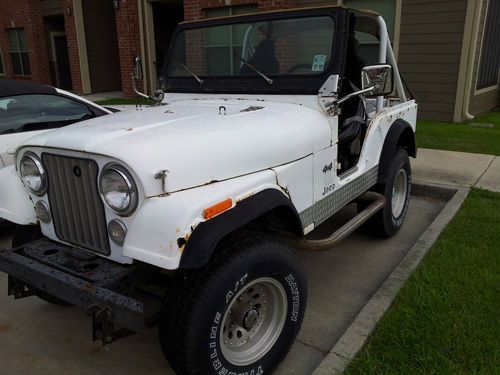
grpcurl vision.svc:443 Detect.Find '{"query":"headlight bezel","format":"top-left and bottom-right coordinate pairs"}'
top-left (20, 152), bottom-right (48, 196)
top-left (99, 163), bottom-right (138, 216)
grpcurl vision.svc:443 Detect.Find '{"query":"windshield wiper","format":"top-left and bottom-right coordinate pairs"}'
top-left (233, 52), bottom-right (273, 85)
top-left (171, 59), bottom-right (204, 85)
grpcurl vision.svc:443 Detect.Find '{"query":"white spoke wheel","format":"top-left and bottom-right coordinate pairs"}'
top-left (220, 278), bottom-right (287, 366)
top-left (391, 168), bottom-right (408, 218)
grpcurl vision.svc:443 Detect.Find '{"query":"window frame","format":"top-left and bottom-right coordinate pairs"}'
top-left (166, 13), bottom-right (339, 78)
top-left (162, 7), bottom-right (347, 95)
top-left (0, 48), bottom-right (5, 75)
top-left (7, 28), bottom-right (31, 76)
top-left (474, 0), bottom-right (500, 94)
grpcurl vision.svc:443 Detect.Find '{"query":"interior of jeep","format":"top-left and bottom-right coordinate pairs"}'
top-left (337, 14), bottom-right (369, 175)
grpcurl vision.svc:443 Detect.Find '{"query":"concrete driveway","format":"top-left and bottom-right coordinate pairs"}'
top-left (0, 195), bottom-right (445, 375)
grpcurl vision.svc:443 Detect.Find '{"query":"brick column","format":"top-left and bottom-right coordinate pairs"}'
top-left (114, 0), bottom-right (143, 97)
top-left (62, 0), bottom-right (84, 93)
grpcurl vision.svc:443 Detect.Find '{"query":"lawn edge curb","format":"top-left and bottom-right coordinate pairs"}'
top-left (312, 185), bottom-right (470, 375)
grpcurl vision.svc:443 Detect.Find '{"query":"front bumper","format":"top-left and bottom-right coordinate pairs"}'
top-left (0, 238), bottom-right (161, 344)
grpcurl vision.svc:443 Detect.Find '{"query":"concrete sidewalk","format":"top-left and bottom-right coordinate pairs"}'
top-left (412, 148), bottom-right (499, 192)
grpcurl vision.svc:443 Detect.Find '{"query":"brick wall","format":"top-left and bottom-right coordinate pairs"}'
top-left (114, 0), bottom-right (143, 97)
top-left (61, 0), bottom-right (83, 93)
top-left (184, 0), bottom-right (296, 22)
top-left (0, 0), bottom-right (52, 84)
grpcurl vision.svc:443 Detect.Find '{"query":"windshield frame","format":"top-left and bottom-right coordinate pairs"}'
top-left (161, 7), bottom-right (348, 95)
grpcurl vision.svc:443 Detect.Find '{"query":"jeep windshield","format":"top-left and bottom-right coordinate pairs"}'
top-left (162, 12), bottom-right (339, 93)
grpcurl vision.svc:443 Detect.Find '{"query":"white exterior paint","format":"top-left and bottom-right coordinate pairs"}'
top-left (4, 94), bottom-right (416, 268)
top-left (20, 97), bottom-right (331, 196)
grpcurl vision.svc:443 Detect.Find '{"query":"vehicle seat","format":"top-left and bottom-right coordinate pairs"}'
top-left (338, 96), bottom-right (365, 144)
top-left (338, 32), bottom-right (366, 146)
top-left (240, 37), bottom-right (279, 75)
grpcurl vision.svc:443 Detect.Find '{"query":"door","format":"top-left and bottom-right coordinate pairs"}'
top-left (51, 33), bottom-right (72, 90)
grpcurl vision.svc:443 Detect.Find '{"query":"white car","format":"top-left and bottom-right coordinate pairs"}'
top-left (0, 79), bottom-right (113, 168)
top-left (0, 7), bottom-right (416, 374)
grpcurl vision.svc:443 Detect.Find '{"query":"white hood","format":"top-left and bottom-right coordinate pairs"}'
top-left (19, 99), bottom-right (331, 196)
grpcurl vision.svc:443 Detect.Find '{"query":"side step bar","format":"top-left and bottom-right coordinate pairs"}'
top-left (292, 192), bottom-right (385, 252)
top-left (0, 238), bottom-right (162, 344)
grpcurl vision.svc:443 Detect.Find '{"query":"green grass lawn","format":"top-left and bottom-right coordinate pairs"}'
top-left (346, 188), bottom-right (500, 374)
top-left (417, 112), bottom-right (500, 155)
top-left (95, 97), bottom-right (153, 106)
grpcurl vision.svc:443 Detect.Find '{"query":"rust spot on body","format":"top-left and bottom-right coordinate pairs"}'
top-left (177, 232), bottom-right (191, 252)
top-left (240, 106), bottom-right (264, 112)
top-left (236, 191), bottom-right (255, 203)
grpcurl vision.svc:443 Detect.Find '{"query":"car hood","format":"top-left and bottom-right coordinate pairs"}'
top-left (20, 99), bottom-right (331, 195)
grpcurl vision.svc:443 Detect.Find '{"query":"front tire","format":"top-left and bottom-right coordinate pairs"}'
top-left (365, 148), bottom-right (411, 237)
top-left (159, 235), bottom-right (307, 374)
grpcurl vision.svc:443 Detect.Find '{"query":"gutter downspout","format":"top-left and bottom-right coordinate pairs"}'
top-left (137, 0), bottom-right (148, 95)
top-left (462, 0), bottom-right (484, 121)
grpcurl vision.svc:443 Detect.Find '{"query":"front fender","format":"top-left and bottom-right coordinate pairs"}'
top-left (122, 169), bottom-right (283, 270)
top-left (0, 166), bottom-right (37, 225)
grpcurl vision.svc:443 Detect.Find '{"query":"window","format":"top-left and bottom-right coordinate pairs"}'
top-left (167, 16), bottom-right (335, 77)
top-left (0, 94), bottom-right (93, 135)
top-left (344, 0), bottom-right (397, 65)
top-left (0, 48), bottom-right (5, 75)
top-left (476, 0), bottom-right (500, 90)
top-left (7, 28), bottom-right (31, 76)
top-left (204, 5), bottom-right (259, 75)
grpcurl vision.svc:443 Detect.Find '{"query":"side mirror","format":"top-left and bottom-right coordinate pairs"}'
top-left (361, 64), bottom-right (393, 96)
top-left (132, 56), bottom-right (143, 81)
top-left (130, 56), bottom-right (164, 104)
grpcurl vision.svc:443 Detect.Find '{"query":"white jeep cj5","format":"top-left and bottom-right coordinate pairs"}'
top-left (0, 6), bottom-right (417, 374)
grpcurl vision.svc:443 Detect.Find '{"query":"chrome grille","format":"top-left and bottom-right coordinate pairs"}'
top-left (42, 153), bottom-right (110, 255)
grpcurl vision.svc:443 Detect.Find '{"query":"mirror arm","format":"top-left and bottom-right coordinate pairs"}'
top-left (131, 73), bottom-right (165, 105)
top-left (336, 86), bottom-right (375, 105)
top-left (131, 73), bottom-right (151, 100)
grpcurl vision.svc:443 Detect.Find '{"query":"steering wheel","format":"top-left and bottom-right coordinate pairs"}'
top-left (287, 64), bottom-right (312, 74)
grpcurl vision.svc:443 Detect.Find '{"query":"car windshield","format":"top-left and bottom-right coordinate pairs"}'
top-left (0, 94), bottom-right (93, 135)
top-left (164, 15), bottom-right (335, 79)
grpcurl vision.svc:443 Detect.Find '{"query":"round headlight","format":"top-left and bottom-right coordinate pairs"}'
top-left (20, 152), bottom-right (47, 196)
top-left (99, 164), bottom-right (138, 216)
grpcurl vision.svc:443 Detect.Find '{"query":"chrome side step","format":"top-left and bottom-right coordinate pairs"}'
top-left (293, 192), bottom-right (385, 252)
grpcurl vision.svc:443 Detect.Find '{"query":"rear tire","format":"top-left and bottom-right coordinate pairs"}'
top-left (159, 235), bottom-right (307, 374)
top-left (363, 148), bottom-right (411, 237)
top-left (12, 225), bottom-right (71, 306)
